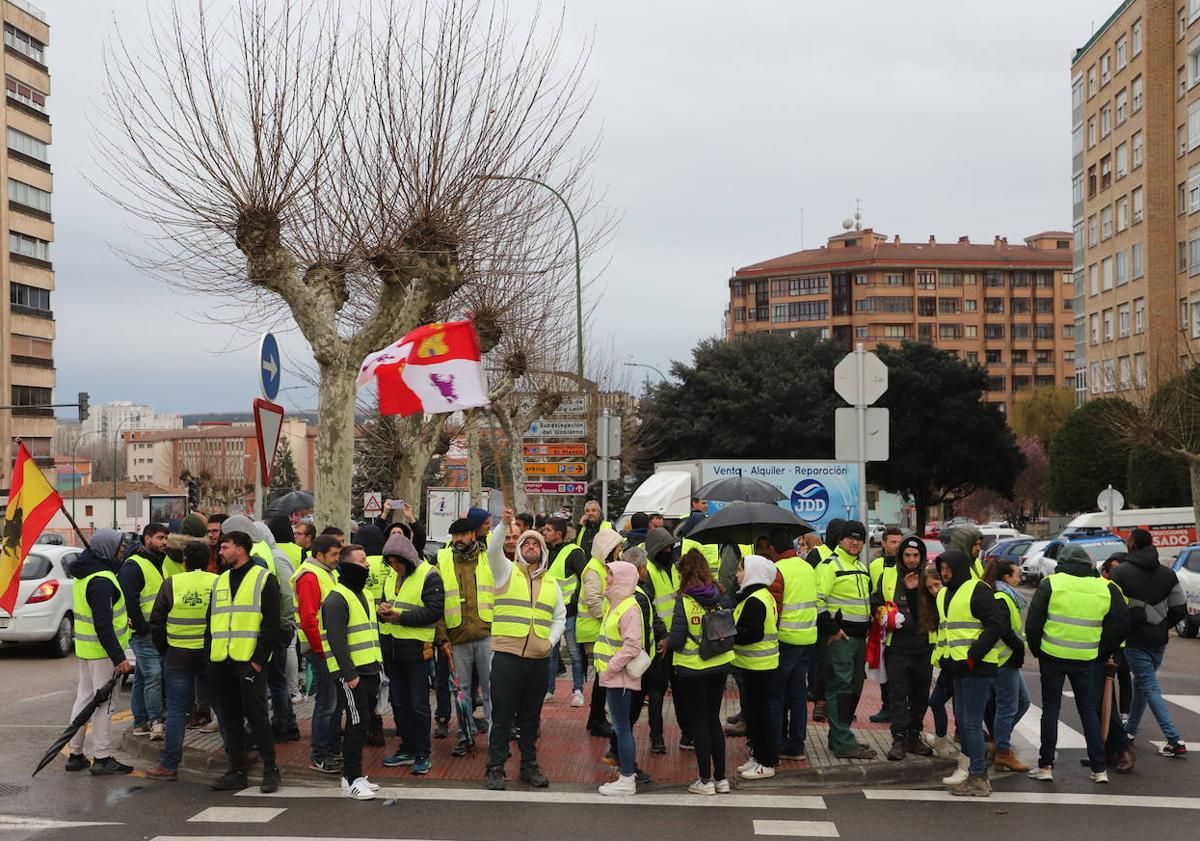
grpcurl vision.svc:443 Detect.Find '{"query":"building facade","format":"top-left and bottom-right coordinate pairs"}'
top-left (2, 0), bottom-right (53, 482)
top-left (1071, 0), bottom-right (1200, 402)
top-left (80, 400), bottom-right (183, 442)
top-left (726, 228), bottom-right (1076, 415)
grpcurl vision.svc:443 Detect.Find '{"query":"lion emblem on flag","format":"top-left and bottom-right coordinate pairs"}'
top-left (416, 332), bottom-right (450, 359)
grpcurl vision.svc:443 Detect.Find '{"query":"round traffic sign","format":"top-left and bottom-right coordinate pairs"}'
top-left (1097, 486), bottom-right (1125, 514)
top-left (259, 333), bottom-right (281, 401)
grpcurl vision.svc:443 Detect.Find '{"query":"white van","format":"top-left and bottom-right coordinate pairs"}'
top-left (1061, 507), bottom-right (1197, 561)
top-left (978, 526), bottom-right (1033, 550)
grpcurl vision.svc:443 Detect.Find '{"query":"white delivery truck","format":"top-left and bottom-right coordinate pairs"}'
top-left (1061, 506), bottom-right (1197, 561)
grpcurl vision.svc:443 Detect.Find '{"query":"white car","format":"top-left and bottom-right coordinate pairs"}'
top-left (1020, 540), bottom-right (1050, 583)
top-left (1172, 545), bottom-right (1200, 638)
top-left (0, 545), bottom-right (80, 657)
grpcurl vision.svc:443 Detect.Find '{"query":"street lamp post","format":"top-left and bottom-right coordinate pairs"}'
top-left (622, 362), bottom-right (669, 383)
top-left (111, 415), bottom-right (140, 529)
top-left (482, 174), bottom-right (584, 389)
top-left (68, 430), bottom-right (98, 523)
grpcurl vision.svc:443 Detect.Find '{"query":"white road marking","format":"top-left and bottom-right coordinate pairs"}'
top-left (1164, 694), bottom-right (1200, 716)
top-left (753, 819), bottom-right (840, 837)
top-left (155, 838), bottom-right (449, 841)
top-left (864, 790), bottom-right (1200, 809)
top-left (1015, 703), bottom-right (1086, 749)
top-left (0, 815), bottom-right (123, 829)
top-left (188, 807), bottom-right (287, 823)
top-left (236, 785), bottom-right (826, 809)
top-left (16, 689), bottom-right (70, 704)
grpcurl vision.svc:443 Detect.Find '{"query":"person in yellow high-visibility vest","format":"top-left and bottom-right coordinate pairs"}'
top-left (576, 520), bottom-right (625, 738)
top-left (801, 519), bottom-right (843, 726)
top-left (764, 529), bottom-right (818, 763)
top-left (439, 518), bottom-right (494, 755)
top-left (733, 554), bottom-right (781, 780)
top-left (292, 533), bottom-right (345, 775)
top-left (118, 522), bottom-right (170, 740)
top-left (642, 528), bottom-right (683, 754)
top-left (596, 559), bottom-right (650, 797)
top-left (543, 517), bottom-right (589, 705)
top-left (576, 499), bottom-right (613, 557)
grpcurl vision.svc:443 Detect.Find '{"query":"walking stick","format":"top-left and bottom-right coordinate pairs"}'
top-left (1100, 656), bottom-right (1117, 741)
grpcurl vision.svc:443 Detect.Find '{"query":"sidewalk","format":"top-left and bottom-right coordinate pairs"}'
top-left (121, 673), bottom-right (954, 790)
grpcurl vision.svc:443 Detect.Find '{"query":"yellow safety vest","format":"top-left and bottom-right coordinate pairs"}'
top-left (290, 559), bottom-right (337, 624)
top-left (547, 543), bottom-right (582, 605)
top-left (73, 570), bottom-right (131, 660)
top-left (936, 578), bottom-right (1002, 665)
top-left (166, 570), bottom-right (217, 650)
top-left (971, 557), bottom-right (985, 580)
top-left (880, 565), bottom-right (924, 647)
top-left (277, 541), bottom-right (302, 567)
top-left (575, 556), bottom-right (608, 643)
top-left (320, 583), bottom-right (383, 673)
top-left (869, 555), bottom-right (891, 590)
top-left (125, 554), bottom-right (165, 624)
top-left (994, 589), bottom-right (1023, 666)
top-left (1039, 573), bottom-right (1111, 661)
top-left (380, 562), bottom-right (437, 642)
top-left (491, 566), bottom-right (558, 640)
top-left (815, 543), bottom-right (835, 564)
top-left (733, 588), bottom-right (779, 670)
top-left (594, 595), bottom-right (642, 672)
top-left (681, 537), bottom-right (721, 573)
top-left (210, 564), bottom-right (270, 663)
top-left (674, 594), bottom-right (735, 671)
top-left (437, 546), bottom-right (494, 628)
top-left (646, 562), bottom-right (680, 631)
top-left (776, 555), bottom-right (818, 645)
top-left (818, 548), bottom-right (871, 628)
top-left (162, 557), bottom-right (185, 578)
top-left (364, 555), bottom-right (389, 602)
top-left (251, 541), bottom-right (278, 579)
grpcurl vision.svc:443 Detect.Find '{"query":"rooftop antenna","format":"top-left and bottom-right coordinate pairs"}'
top-left (854, 198), bottom-right (863, 231)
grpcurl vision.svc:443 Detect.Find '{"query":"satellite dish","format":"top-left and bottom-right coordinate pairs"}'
top-left (842, 219), bottom-right (854, 231)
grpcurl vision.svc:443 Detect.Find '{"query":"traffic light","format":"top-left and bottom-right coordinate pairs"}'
top-left (187, 478), bottom-right (199, 510)
top-left (77, 392), bottom-right (89, 422)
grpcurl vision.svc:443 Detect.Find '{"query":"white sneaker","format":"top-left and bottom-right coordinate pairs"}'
top-left (1091, 770), bottom-right (1109, 784)
top-left (942, 765), bottom-right (969, 785)
top-left (598, 774), bottom-right (637, 796)
top-left (345, 776), bottom-right (376, 800)
top-left (687, 778), bottom-right (716, 796)
top-left (571, 690), bottom-right (585, 708)
top-left (1027, 766), bottom-right (1053, 781)
top-left (714, 778), bottom-right (731, 794)
top-left (737, 758), bottom-right (758, 774)
top-left (544, 692), bottom-right (554, 703)
top-left (199, 718), bottom-right (220, 733)
top-left (149, 722), bottom-right (165, 742)
top-left (341, 776), bottom-right (380, 792)
top-left (740, 763), bottom-right (776, 780)
top-left (131, 724), bottom-right (151, 737)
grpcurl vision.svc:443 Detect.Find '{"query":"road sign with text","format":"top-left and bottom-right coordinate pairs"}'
top-left (524, 461), bottom-right (587, 476)
top-left (523, 443), bottom-right (587, 458)
top-left (525, 419), bottom-right (587, 438)
top-left (526, 481), bottom-right (587, 495)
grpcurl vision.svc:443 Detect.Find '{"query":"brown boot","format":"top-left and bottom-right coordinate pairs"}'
top-left (1111, 749), bottom-right (1135, 774)
top-left (993, 749), bottom-right (1029, 773)
top-left (812, 701), bottom-right (827, 722)
top-left (144, 766), bottom-right (178, 781)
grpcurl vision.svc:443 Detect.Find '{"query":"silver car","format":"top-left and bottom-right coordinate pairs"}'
top-left (0, 545), bottom-right (80, 657)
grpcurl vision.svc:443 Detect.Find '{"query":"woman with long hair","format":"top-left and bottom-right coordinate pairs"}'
top-left (983, 559), bottom-right (1031, 772)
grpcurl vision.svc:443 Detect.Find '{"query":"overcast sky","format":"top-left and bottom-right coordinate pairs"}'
top-left (43, 0), bottom-right (1120, 415)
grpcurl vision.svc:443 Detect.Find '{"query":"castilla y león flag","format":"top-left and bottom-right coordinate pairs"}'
top-left (0, 442), bottom-right (63, 615)
top-left (357, 320), bottom-right (489, 417)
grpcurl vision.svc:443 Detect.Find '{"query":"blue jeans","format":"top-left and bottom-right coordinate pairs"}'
top-left (992, 665), bottom-right (1030, 752)
top-left (769, 642), bottom-right (812, 753)
top-left (1125, 645), bottom-right (1182, 745)
top-left (130, 633), bottom-right (164, 726)
top-left (548, 615), bottom-right (585, 693)
top-left (160, 665), bottom-right (203, 771)
top-left (1038, 657), bottom-right (1105, 771)
top-left (607, 687), bottom-right (636, 776)
top-left (306, 651), bottom-right (338, 760)
top-left (953, 674), bottom-right (993, 776)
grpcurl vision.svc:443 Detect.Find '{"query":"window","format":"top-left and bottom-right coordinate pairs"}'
top-left (1116, 88), bottom-right (1128, 125)
top-left (1012, 324), bottom-right (1031, 341)
top-left (5, 76), bottom-right (46, 114)
top-left (3, 23), bottom-right (45, 64)
top-left (1103, 359), bottom-right (1116, 393)
top-left (1036, 349), bottom-right (1053, 364)
top-left (1185, 299), bottom-right (1191, 329)
top-left (1103, 256), bottom-right (1114, 289)
top-left (1011, 272), bottom-right (1031, 289)
top-left (881, 325), bottom-right (908, 339)
top-left (1133, 130), bottom-right (1143, 168)
top-left (1101, 205), bottom-right (1113, 239)
top-left (1065, 350), bottom-right (1075, 363)
top-left (1101, 104), bottom-right (1113, 138)
top-left (1132, 186), bottom-right (1144, 224)
top-left (1193, 297), bottom-right (1200, 337)
top-left (1132, 74), bottom-right (1143, 112)
top-left (939, 271), bottom-right (962, 288)
top-left (1116, 249), bottom-right (1129, 285)
top-left (1103, 308), bottom-right (1114, 341)
top-left (7, 128), bottom-right (48, 164)
top-left (966, 351), bottom-right (979, 363)
top-left (855, 326), bottom-right (868, 338)
top-left (11, 333), bottom-right (51, 361)
top-left (916, 271), bottom-right (936, 289)
top-left (1183, 66), bottom-right (1189, 99)
top-left (854, 273), bottom-right (868, 285)
top-left (938, 324), bottom-right (962, 340)
top-left (1133, 18), bottom-right (1143, 56)
top-left (769, 277), bottom-right (828, 297)
top-left (984, 297), bottom-right (1005, 314)
top-left (9, 282), bottom-right (49, 312)
top-left (964, 298), bottom-right (978, 312)
top-left (984, 324), bottom-right (1005, 340)
top-left (8, 179), bottom-right (49, 214)
top-left (1182, 241), bottom-right (1190, 272)
top-left (964, 272), bottom-right (977, 285)
top-left (9, 232), bottom-right (48, 261)
top-left (986, 349), bottom-right (1003, 365)
top-left (1088, 164), bottom-right (1097, 197)
top-left (1181, 124), bottom-right (1188, 157)
top-left (1090, 313), bottom-right (1100, 344)
top-left (770, 301), bottom-right (828, 322)
top-left (986, 376), bottom-right (1006, 392)
top-left (1118, 303), bottom-right (1130, 337)
top-left (11, 385), bottom-right (50, 407)
top-left (1091, 362), bottom-right (1101, 395)
top-left (733, 307), bottom-right (745, 322)
top-left (1088, 214), bottom-right (1098, 246)
top-left (1100, 51), bottom-right (1112, 85)
top-left (1088, 65), bottom-right (1097, 98)
top-left (1135, 352), bottom-right (1148, 387)
top-left (1191, 237), bottom-right (1200, 275)
top-left (1089, 262), bottom-right (1099, 295)
top-left (1011, 298), bottom-right (1031, 314)
top-left (1088, 116), bottom-right (1097, 148)
top-left (1134, 297), bottom-right (1145, 333)
top-left (1101, 154), bottom-right (1112, 189)
top-left (964, 325), bottom-right (978, 338)
top-left (938, 297), bottom-right (961, 314)
top-left (1116, 36), bottom-right (1128, 71)
top-left (883, 273), bottom-right (906, 286)
top-left (1117, 196), bottom-right (1129, 231)
top-left (985, 271), bottom-right (1004, 288)
top-left (1132, 241), bottom-right (1145, 277)
top-left (1191, 37), bottom-right (1200, 87)
top-left (1036, 324), bottom-right (1055, 341)
top-left (1035, 297), bottom-right (1054, 314)
top-left (1064, 324), bottom-right (1075, 339)
top-left (1189, 100), bottom-right (1200, 150)
top-left (1116, 142), bottom-right (1129, 180)
top-left (1119, 356), bottom-right (1131, 390)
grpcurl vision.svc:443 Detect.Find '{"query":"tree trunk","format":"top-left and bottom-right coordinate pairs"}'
top-left (314, 360), bottom-right (357, 532)
top-left (391, 414), bottom-right (450, 520)
top-left (507, 441), bottom-right (528, 514)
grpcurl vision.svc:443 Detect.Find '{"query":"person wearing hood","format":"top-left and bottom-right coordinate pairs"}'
top-left (437, 517), bottom-right (495, 755)
top-left (1024, 542), bottom-right (1128, 784)
top-left (64, 529), bottom-right (135, 775)
top-left (807, 518), bottom-right (845, 568)
top-left (378, 532), bottom-right (444, 776)
top-left (643, 527), bottom-right (686, 754)
top-left (269, 515), bottom-right (303, 567)
top-left (120, 522), bottom-right (170, 741)
top-left (815, 520), bottom-right (876, 760)
top-left (251, 520), bottom-right (300, 743)
top-left (1112, 528), bottom-right (1188, 758)
top-left (866, 526), bottom-right (905, 726)
top-left (871, 535), bottom-right (938, 761)
top-left (543, 516), bottom-right (590, 708)
top-left (206, 529), bottom-right (282, 794)
top-left (163, 513), bottom-right (208, 578)
top-left (944, 524), bottom-right (985, 579)
top-left (669, 548), bottom-right (735, 795)
top-left (732, 554), bottom-right (781, 780)
top-left (483, 509), bottom-right (566, 791)
top-left (934, 549), bottom-right (1014, 797)
top-left (981, 559), bottom-right (1031, 773)
top-left (576, 518), bottom-right (624, 738)
top-left (595, 559), bottom-right (649, 796)
top-left (291, 533), bottom-right (345, 774)
top-left (320, 544), bottom-right (384, 801)
top-left (765, 528), bottom-right (819, 764)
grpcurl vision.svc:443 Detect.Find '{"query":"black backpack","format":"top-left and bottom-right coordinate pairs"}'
top-left (687, 598), bottom-right (736, 659)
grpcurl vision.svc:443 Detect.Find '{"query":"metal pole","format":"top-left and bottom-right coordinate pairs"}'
top-left (255, 454), bottom-right (264, 520)
top-left (1107, 483), bottom-right (1114, 533)
top-left (68, 431), bottom-right (96, 525)
top-left (600, 408), bottom-right (610, 520)
top-left (856, 342), bottom-right (869, 555)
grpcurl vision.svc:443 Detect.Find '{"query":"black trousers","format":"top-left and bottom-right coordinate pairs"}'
top-left (339, 673), bottom-right (380, 783)
top-left (742, 667), bottom-right (779, 767)
top-left (209, 660), bottom-right (276, 770)
top-left (488, 652), bottom-right (549, 770)
top-left (434, 645), bottom-right (451, 724)
top-left (647, 653), bottom-right (689, 739)
top-left (884, 647), bottom-right (933, 738)
top-left (675, 667), bottom-right (728, 782)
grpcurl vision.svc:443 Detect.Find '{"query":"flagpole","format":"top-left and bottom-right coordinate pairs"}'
top-left (58, 503), bottom-right (92, 551)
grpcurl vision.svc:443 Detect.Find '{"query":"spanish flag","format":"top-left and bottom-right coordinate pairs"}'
top-left (0, 442), bottom-right (62, 615)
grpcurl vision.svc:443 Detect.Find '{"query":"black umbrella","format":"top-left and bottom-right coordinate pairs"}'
top-left (447, 654), bottom-right (476, 752)
top-left (694, 476), bottom-right (786, 505)
top-left (32, 672), bottom-right (120, 777)
top-left (688, 501), bottom-right (813, 546)
top-left (265, 490), bottom-right (315, 519)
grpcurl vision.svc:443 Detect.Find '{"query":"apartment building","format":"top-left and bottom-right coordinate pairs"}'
top-left (1072, 0), bottom-right (1200, 401)
top-left (726, 228), bottom-right (1076, 415)
top-left (1, 0), bottom-right (53, 483)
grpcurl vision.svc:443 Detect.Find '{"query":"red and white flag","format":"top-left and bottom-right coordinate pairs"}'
top-left (357, 320), bottom-right (489, 417)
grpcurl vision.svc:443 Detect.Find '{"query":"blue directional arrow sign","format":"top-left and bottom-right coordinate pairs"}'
top-left (259, 332), bottom-right (281, 401)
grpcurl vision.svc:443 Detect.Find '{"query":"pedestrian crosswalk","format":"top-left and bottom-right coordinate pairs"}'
top-left (1012, 691), bottom-right (1200, 755)
top-left (753, 820), bottom-right (840, 837)
top-left (864, 790), bottom-right (1200, 810)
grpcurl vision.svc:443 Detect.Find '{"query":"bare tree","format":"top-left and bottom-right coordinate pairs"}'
top-left (97, 0), bottom-right (598, 528)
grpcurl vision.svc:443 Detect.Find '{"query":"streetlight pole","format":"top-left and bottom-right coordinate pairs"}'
top-left (482, 174), bottom-right (584, 390)
top-left (111, 415), bottom-right (140, 529)
top-left (68, 430), bottom-right (98, 523)
top-left (622, 361), bottom-right (669, 382)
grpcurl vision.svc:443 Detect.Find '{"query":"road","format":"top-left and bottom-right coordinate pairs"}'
top-left (4, 603), bottom-right (1200, 841)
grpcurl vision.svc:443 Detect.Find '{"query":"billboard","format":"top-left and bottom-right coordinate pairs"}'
top-left (697, 460), bottom-right (861, 533)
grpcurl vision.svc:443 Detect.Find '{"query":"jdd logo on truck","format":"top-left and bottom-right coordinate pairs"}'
top-left (791, 480), bottom-right (829, 520)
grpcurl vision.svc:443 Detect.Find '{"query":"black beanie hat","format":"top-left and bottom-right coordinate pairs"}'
top-left (841, 520), bottom-right (867, 541)
top-left (449, 518), bottom-right (476, 536)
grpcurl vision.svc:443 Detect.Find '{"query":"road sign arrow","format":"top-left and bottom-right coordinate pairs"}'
top-left (262, 357), bottom-right (278, 381)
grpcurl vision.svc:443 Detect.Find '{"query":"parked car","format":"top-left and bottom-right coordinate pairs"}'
top-left (867, 522), bottom-right (887, 546)
top-left (978, 527), bottom-right (1033, 551)
top-left (0, 546), bottom-right (80, 657)
top-left (1020, 540), bottom-right (1051, 583)
top-left (924, 521), bottom-right (942, 539)
top-left (1032, 535), bottom-right (1127, 581)
top-left (983, 536), bottom-right (1036, 565)
top-left (1171, 544), bottom-right (1200, 638)
top-left (922, 538), bottom-right (946, 564)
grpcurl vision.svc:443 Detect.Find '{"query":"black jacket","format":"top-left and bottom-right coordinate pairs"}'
top-left (667, 587), bottom-right (732, 674)
top-left (323, 587), bottom-right (383, 681)
top-left (118, 546), bottom-right (166, 636)
top-left (937, 550), bottom-right (1013, 677)
top-left (1111, 544), bottom-right (1187, 649)
top-left (71, 550), bottom-right (128, 666)
top-left (547, 540), bottom-right (588, 616)
top-left (203, 562), bottom-right (281, 666)
top-left (1025, 547), bottom-right (1129, 662)
top-left (733, 583), bottom-right (769, 646)
top-left (379, 560), bottom-right (445, 663)
top-left (871, 536), bottom-right (933, 655)
top-left (678, 511), bottom-right (706, 538)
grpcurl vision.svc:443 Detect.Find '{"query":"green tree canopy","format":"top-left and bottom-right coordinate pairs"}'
top-left (1043, 397), bottom-right (1133, 513)
top-left (270, 437), bottom-right (301, 497)
top-left (1126, 444), bottom-right (1191, 508)
top-left (1011, 386), bottom-right (1075, 447)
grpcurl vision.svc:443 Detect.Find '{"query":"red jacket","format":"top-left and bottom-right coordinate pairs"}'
top-left (295, 571), bottom-right (325, 654)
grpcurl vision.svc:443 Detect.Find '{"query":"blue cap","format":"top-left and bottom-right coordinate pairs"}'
top-left (467, 507), bottom-right (491, 528)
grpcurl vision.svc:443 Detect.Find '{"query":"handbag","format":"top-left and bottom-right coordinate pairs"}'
top-left (625, 647), bottom-right (653, 678)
